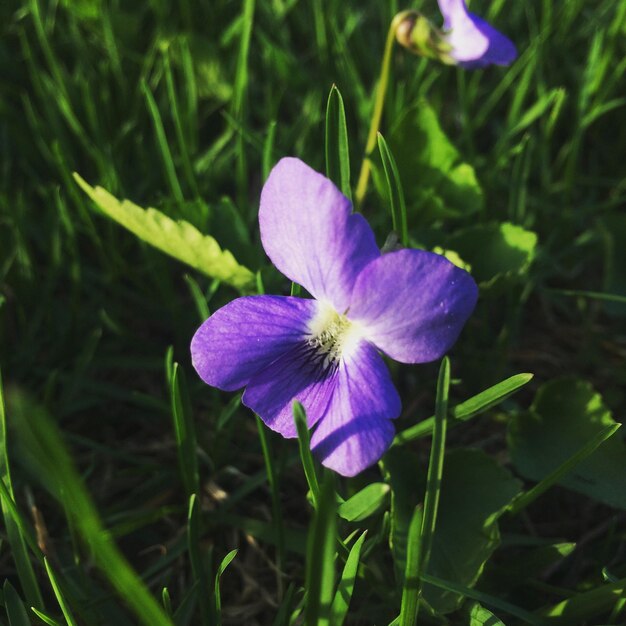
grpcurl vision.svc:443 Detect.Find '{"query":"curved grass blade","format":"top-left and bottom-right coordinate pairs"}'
top-left (330, 531), bottom-right (367, 626)
top-left (8, 392), bottom-right (174, 626)
top-left (73, 174), bottom-right (255, 292)
top-left (0, 369), bottom-right (44, 610)
top-left (215, 550), bottom-right (238, 626)
top-left (304, 471), bottom-right (337, 626)
top-left (507, 423), bottom-right (621, 516)
top-left (293, 401), bottom-right (320, 508)
top-left (43, 557), bottom-right (78, 626)
top-left (325, 85), bottom-right (352, 200)
top-left (394, 373), bottom-right (533, 446)
top-left (377, 133), bottom-right (408, 247)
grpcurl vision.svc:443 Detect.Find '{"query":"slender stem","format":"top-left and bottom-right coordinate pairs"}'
top-left (355, 11), bottom-right (410, 208)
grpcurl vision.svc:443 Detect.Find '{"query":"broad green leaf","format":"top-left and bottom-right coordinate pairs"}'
top-left (330, 531), bottom-right (367, 626)
top-left (73, 174), bottom-right (255, 291)
top-left (423, 450), bottom-right (521, 613)
top-left (325, 85), bottom-right (351, 200)
top-left (467, 602), bottom-right (506, 626)
top-left (338, 483), bottom-right (390, 522)
top-left (447, 222), bottom-right (537, 290)
top-left (508, 378), bottom-right (626, 509)
top-left (389, 100), bottom-right (483, 220)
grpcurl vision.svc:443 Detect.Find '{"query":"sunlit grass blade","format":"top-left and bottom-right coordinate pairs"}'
top-left (43, 557), bottom-right (78, 626)
top-left (393, 373), bottom-right (533, 445)
top-left (31, 607), bottom-right (63, 626)
top-left (325, 85), bottom-right (352, 200)
top-left (167, 357), bottom-right (200, 500)
top-left (0, 369), bottom-right (44, 610)
top-left (304, 471), bottom-right (336, 626)
top-left (141, 80), bottom-right (185, 204)
top-left (3, 580), bottom-right (32, 626)
top-left (398, 505), bottom-right (424, 626)
top-left (330, 531), bottom-right (367, 626)
top-left (8, 392), bottom-right (174, 626)
top-left (73, 174), bottom-right (255, 291)
top-left (337, 483), bottom-right (390, 522)
top-left (377, 133), bottom-right (408, 246)
top-left (187, 493), bottom-right (212, 626)
top-left (507, 423), bottom-right (621, 516)
top-left (293, 401), bottom-right (320, 508)
top-left (405, 357), bottom-right (449, 626)
top-left (214, 549), bottom-right (238, 626)
top-left (422, 574), bottom-right (549, 625)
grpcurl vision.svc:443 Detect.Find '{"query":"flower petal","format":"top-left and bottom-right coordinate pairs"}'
top-left (310, 342), bottom-right (400, 477)
top-left (243, 344), bottom-right (338, 437)
top-left (348, 249), bottom-right (478, 363)
top-left (191, 295), bottom-right (316, 391)
top-left (438, 0), bottom-right (517, 67)
top-left (259, 157), bottom-right (380, 311)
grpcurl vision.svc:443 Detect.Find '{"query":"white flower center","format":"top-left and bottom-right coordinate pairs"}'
top-left (306, 301), bottom-right (363, 367)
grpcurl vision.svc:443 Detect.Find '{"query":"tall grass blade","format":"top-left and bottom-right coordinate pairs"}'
top-left (293, 401), bottom-right (320, 508)
top-left (377, 133), bottom-right (408, 246)
top-left (3, 580), bottom-right (32, 626)
top-left (398, 505), bottom-right (424, 626)
top-left (187, 494), bottom-right (212, 626)
top-left (330, 531), bottom-right (367, 626)
top-left (43, 557), bottom-right (78, 626)
top-left (325, 85), bottom-right (352, 200)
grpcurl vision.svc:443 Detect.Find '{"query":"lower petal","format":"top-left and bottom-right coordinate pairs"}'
top-left (191, 295), bottom-right (316, 391)
top-left (243, 344), bottom-right (338, 438)
top-left (310, 342), bottom-right (401, 477)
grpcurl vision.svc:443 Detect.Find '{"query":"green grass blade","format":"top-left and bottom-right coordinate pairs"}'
top-left (507, 423), bottom-right (621, 516)
top-left (377, 133), bottom-right (408, 246)
top-left (187, 494), bottom-right (212, 626)
top-left (141, 80), bottom-right (185, 204)
top-left (398, 505), bottom-right (424, 626)
top-left (214, 549), bottom-right (238, 626)
top-left (422, 574), bottom-right (548, 625)
top-left (8, 392), bottom-right (174, 626)
top-left (293, 401), bottom-right (320, 508)
top-left (43, 557), bottom-right (78, 626)
top-left (337, 483), bottom-right (390, 522)
top-left (0, 369), bottom-right (44, 610)
top-left (393, 373), bottom-right (533, 445)
top-left (73, 174), bottom-right (255, 291)
top-left (304, 471), bottom-right (336, 626)
top-left (325, 85), bottom-right (352, 200)
top-left (3, 580), bottom-right (32, 626)
top-left (31, 608), bottom-right (63, 626)
top-left (330, 531), bottom-right (367, 626)
top-left (168, 360), bottom-right (200, 500)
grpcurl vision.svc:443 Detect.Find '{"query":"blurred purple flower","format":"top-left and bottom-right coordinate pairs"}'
top-left (438, 0), bottom-right (517, 68)
top-left (191, 158), bottom-right (478, 476)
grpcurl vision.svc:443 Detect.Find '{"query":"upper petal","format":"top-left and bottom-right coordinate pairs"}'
top-left (347, 249), bottom-right (478, 364)
top-left (191, 295), bottom-right (316, 391)
top-left (438, 0), bottom-right (517, 67)
top-left (243, 343), bottom-right (338, 438)
top-left (259, 158), bottom-right (380, 311)
top-left (310, 341), bottom-right (401, 477)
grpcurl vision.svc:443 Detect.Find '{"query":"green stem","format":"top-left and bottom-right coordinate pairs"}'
top-left (355, 11), bottom-right (410, 208)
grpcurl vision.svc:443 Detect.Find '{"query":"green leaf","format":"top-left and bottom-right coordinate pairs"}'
top-left (467, 602), bottom-right (506, 626)
top-left (508, 378), bottom-right (626, 510)
top-left (446, 222), bottom-right (537, 290)
top-left (394, 373), bottom-right (533, 446)
top-left (215, 549), bottom-right (238, 626)
top-left (398, 505), bottom-right (424, 626)
top-left (73, 174), bottom-right (255, 291)
top-left (187, 494), bottom-right (212, 626)
top-left (422, 450), bottom-right (522, 613)
top-left (293, 401), bottom-right (320, 508)
top-left (44, 557), bottom-right (79, 626)
top-left (338, 483), bottom-right (390, 522)
top-left (305, 472), bottom-right (337, 626)
top-left (377, 133), bottom-right (408, 246)
top-left (4, 581), bottom-right (31, 626)
top-left (330, 531), bottom-right (367, 626)
top-left (388, 100), bottom-right (483, 220)
top-left (325, 85), bottom-right (352, 200)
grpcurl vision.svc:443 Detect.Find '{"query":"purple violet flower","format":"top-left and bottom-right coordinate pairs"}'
top-left (191, 158), bottom-right (478, 477)
top-left (438, 0), bottom-right (517, 68)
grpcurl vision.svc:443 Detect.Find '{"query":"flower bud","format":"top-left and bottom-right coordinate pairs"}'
top-left (393, 10), bottom-right (455, 65)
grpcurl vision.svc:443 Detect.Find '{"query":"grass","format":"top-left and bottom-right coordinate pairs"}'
top-left (1, 0), bottom-right (625, 624)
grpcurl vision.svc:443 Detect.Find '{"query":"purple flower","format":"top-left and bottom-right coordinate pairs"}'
top-left (191, 158), bottom-right (478, 477)
top-left (438, 0), bottom-right (517, 68)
